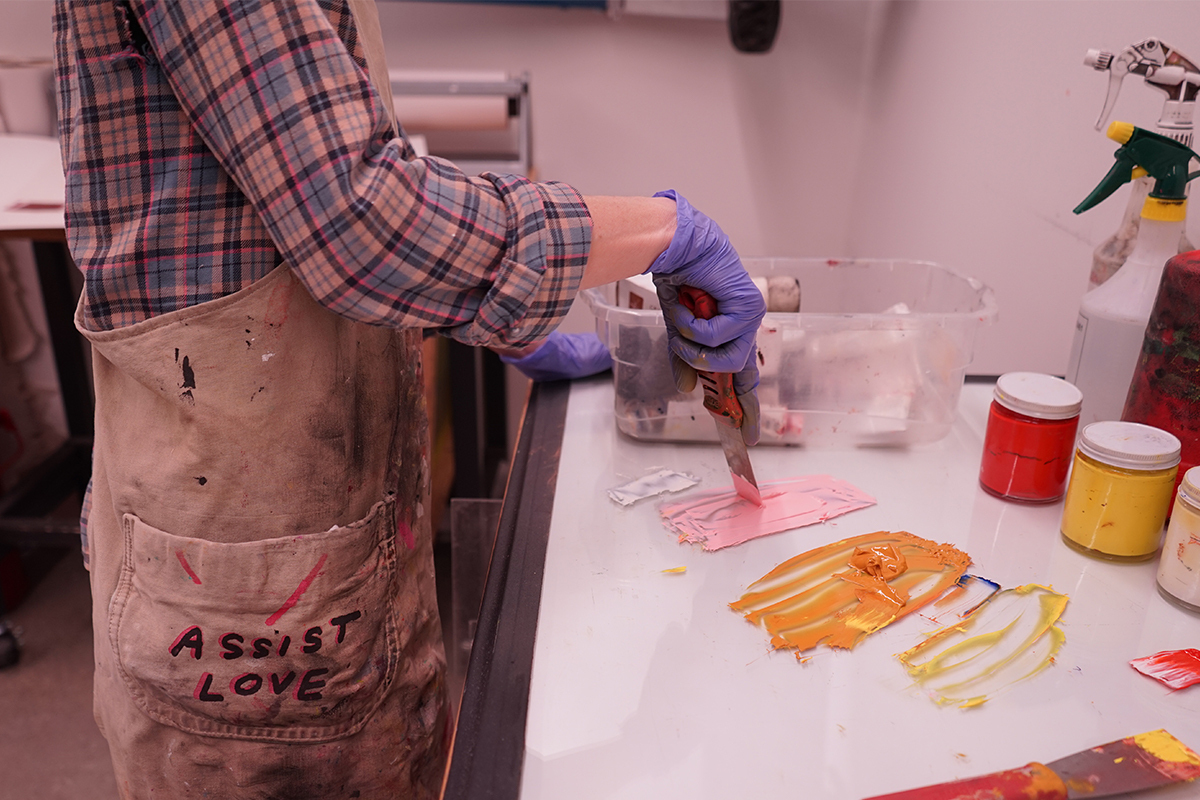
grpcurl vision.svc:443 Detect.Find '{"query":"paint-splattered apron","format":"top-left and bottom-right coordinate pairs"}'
top-left (77, 263), bottom-right (447, 798)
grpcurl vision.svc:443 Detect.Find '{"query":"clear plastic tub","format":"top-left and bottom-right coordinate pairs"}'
top-left (583, 258), bottom-right (998, 447)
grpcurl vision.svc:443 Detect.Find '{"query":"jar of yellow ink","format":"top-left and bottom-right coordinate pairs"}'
top-left (1060, 421), bottom-right (1180, 561)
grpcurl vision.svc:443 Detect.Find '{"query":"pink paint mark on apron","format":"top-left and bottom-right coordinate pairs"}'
top-left (264, 276), bottom-right (294, 331)
top-left (265, 553), bottom-right (328, 626)
top-left (175, 550), bottom-right (202, 585)
top-left (397, 519), bottom-right (415, 551)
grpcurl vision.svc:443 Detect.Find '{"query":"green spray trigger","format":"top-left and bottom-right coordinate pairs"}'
top-left (1074, 121), bottom-right (1200, 215)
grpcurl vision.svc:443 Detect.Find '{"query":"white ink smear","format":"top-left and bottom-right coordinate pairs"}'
top-left (659, 475), bottom-right (875, 551)
top-left (921, 574), bottom-right (1002, 627)
top-left (262, 352), bottom-right (275, 362)
top-left (608, 469), bottom-right (699, 506)
top-left (899, 584), bottom-right (1068, 708)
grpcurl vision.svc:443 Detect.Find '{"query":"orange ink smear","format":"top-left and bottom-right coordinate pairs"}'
top-left (899, 584), bottom-right (1068, 708)
top-left (730, 531), bottom-right (970, 654)
top-left (660, 475), bottom-right (876, 551)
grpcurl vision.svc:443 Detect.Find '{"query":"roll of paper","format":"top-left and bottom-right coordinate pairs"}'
top-left (389, 69), bottom-right (512, 132)
top-left (393, 95), bottom-right (509, 132)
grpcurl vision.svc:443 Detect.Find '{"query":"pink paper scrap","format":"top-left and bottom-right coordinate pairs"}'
top-left (659, 475), bottom-right (876, 551)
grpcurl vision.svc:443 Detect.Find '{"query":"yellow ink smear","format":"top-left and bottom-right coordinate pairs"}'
top-left (730, 531), bottom-right (970, 654)
top-left (898, 584), bottom-right (1067, 708)
top-left (661, 566), bottom-right (687, 574)
top-left (1133, 729), bottom-right (1200, 767)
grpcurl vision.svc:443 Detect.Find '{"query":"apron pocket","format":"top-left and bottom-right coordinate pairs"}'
top-left (109, 497), bottom-right (401, 742)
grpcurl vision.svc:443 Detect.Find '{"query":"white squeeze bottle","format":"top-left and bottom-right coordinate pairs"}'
top-left (1066, 122), bottom-right (1199, 426)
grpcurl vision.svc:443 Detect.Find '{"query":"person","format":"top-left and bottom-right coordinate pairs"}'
top-left (53, 1), bottom-right (764, 797)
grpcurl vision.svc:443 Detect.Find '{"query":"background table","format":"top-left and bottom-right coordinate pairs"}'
top-left (0, 133), bottom-right (90, 545)
top-left (446, 377), bottom-right (1200, 800)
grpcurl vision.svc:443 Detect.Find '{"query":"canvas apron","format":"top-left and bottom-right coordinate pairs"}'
top-left (79, 262), bottom-right (447, 798)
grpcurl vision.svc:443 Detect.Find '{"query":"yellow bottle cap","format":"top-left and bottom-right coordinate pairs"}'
top-left (1131, 166), bottom-right (1149, 180)
top-left (1107, 120), bottom-right (1136, 144)
top-left (1142, 196), bottom-right (1188, 221)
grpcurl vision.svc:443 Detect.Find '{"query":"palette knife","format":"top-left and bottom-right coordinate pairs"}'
top-left (679, 286), bottom-right (763, 506)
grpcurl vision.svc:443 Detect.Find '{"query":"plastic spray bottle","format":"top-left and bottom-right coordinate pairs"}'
top-left (1066, 122), bottom-right (1200, 426)
top-left (1084, 38), bottom-right (1199, 288)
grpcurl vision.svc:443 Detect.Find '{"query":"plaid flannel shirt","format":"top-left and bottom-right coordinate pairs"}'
top-left (54, 0), bottom-right (591, 341)
top-left (55, 0), bottom-right (593, 558)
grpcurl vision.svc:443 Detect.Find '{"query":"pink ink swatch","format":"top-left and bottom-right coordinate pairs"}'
top-left (659, 475), bottom-right (876, 551)
top-left (265, 553), bottom-right (328, 626)
top-left (175, 550), bottom-right (202, 585)
top-left (1131, 648), bottom-right (1200, 690)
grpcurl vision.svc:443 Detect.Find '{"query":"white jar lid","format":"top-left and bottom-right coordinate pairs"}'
top-left (1179, 466), bottom-right (1200, 507)
top-left (993, 372), bottom-right (1083, 420)
top-left (1078, 421), bottom-right (1181, 470)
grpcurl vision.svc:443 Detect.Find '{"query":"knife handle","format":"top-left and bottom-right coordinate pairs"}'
top-left (862, 762), bottom-right (1067, 800)
top-left (679, 286), bottom-right (744, 428)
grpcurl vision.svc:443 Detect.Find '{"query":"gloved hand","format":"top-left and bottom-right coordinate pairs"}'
top-left (498, 330), bottom-right (613, 382)
top-left (648, 190), bottom-right (764, 445)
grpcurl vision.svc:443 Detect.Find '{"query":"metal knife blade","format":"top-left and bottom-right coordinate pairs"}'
top-left (694, 369), bottom-right (762, 506)
top-left (713, 414), bottom-right (762, 506)
top-left (1048, 729), bottom-right (1200, 799)
top-left (860, 729), bottom-right (1200, 800)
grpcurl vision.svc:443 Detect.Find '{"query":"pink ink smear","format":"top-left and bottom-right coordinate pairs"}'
top-left (265, 553), bottom-right (328, 626)
top-left (175, 550), bottom-right (202, 585)
top-left (659, 475), bottom-right (876, 551)
top-left (1130, 648), bottom-right (1200, 690)
top-left (397, 519), bottom-right (416, 551)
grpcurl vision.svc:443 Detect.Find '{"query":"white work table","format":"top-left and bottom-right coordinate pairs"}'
top-left (443, 378), bottom-right (1200, 800)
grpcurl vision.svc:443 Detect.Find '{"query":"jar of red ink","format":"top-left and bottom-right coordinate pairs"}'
top-left (979, 372), bottom-right (1083, 503)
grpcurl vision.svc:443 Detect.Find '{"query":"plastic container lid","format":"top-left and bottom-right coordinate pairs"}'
top-left (993, 372), bottom-right (1083, 420)
top-left (1178, 466), bottom-right (1200, 508)
top-left (1078, 421), bottom-right (1181, 471)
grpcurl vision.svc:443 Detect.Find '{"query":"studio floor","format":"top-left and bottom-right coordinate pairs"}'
top-left (0, 550), bottom-right (119, 799)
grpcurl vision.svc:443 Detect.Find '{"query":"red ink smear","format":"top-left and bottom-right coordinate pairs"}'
top-left (1131, 648), bottom-right (1200, 690)
top-left (8, 201), bottom-right (63, 211)
top-left (175, 550), bottom-right (202, 585)
top-left (398, 519), bottom-right (415, 551)
top-left (265, 554), bottom-right (328, 626)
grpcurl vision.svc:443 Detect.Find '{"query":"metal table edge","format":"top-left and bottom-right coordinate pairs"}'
top-left (442, 378), bottom-right (571, 800)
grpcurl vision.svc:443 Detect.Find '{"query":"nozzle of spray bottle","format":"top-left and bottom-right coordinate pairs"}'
top-left (1075, 122), bottom-right (1200, 219)
top-left (1083, 39), bottom-right (1198, 289)
top-left (1085, 38), bottom-right (1200, 146)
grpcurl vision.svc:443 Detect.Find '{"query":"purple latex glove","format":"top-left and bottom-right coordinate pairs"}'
top-left (648, 190), bottom-right (764, 445)
top-left (499, 330), bottom-right (613, 382)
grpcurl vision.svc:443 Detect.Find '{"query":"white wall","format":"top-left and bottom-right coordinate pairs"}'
top-left (848, 1), bottom-right (1200, 375)
top-left (377, 0), bottom-right (1200, 375)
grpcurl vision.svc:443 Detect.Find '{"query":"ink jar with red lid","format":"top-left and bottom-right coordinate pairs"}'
top-left (979, 372), bottom-right (1083, 503)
